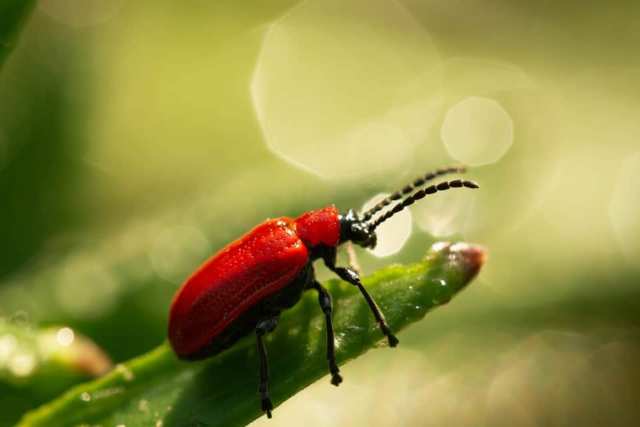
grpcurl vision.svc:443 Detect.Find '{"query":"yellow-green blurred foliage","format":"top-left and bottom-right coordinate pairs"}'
top-left (1, 0), bottom-right (639, 426)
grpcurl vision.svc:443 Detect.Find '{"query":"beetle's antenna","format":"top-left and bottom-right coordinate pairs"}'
top-left (361, 166), bottom-right (467, 221)
top-left (368, 179), bottom-right (479, 230)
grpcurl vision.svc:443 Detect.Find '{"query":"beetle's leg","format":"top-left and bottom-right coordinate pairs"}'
top-left (311, 280), bottom-right (343, 386)
top-left (331, 266), bottom-right (399, 347)
top-left (345, 241), bottom-right (361, 274)
top-left (256, 317), bottom-right (278, 418)
top-left (323, 248), bottom-right (399, 347)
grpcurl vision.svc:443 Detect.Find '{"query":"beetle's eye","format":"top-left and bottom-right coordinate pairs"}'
top-left (350, 223), bottom-right (371, 245)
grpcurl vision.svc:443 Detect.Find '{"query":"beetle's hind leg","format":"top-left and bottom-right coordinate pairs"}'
top-left (256, 317), bottom-right (278, 418)
top-left (312, 280), bottom-right (343, 386)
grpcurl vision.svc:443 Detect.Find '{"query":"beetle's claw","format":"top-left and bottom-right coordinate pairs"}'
top-left (388, 334), bottom-right (399, 347)
top-left (262, 397), bottom-right (273, 418)
top-left (331, 372), bottom-right (343, 386)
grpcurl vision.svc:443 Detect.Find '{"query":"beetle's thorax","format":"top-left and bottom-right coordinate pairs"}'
top-left (294, 205), bottom-right (341, 249)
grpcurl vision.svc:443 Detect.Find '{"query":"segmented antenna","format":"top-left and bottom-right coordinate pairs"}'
top-left (369, 179), bottom-right (479, 230)
top-left (361, 166), bottom-right (467, 221)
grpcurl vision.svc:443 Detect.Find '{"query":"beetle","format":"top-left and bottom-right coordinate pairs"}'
top-left (168, 166), bottom-right (478, 417)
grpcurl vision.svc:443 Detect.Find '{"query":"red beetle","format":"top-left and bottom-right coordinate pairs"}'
top-left (168, 166), bottom-right (478, 417)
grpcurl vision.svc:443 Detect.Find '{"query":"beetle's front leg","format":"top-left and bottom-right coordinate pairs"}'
top-left (256, 316), bottom-right (278, 418)
top-left (323, 248), bottom-right (399, 347)
top-left (311, 280), bottom-right (343, 386)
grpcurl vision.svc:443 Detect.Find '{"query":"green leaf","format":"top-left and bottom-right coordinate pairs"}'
top-left (0, 0), bottom-right (37, 68)
top-left (0, 320), bottom-right (112, 426)
top-left (18, 242), bottom-right (485, 427)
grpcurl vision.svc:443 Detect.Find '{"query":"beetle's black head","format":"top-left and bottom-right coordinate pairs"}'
top-left (342, 166), bottom-right (480, 249)
top-left (339, 209), bottom-right (377, 249)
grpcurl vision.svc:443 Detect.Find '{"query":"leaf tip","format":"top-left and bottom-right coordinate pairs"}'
top-left (450, 242), bottom-right (487, 282)
top-left (427, 241), bottom-right (487, 287)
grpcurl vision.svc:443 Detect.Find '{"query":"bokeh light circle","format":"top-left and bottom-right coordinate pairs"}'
top-left (9, 352), bottom-right (37, 377)
top-left (361, 193), bottom-right (412, 257)
top-left (441, 96), bottom-right (514, 166)
top-left (56, 327), bottom-right (75, 347)
top-left (251, 0), bottom-right (442, 180)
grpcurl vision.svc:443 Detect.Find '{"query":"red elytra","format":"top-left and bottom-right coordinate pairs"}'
top-left (169, 206), bottom-right (340, 358)
top-left (167, 166), bottom-right (479, 418)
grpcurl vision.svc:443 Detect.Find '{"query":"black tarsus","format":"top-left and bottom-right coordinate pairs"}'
top-left (256, 317), bottom-right (278, 418)
top-left (312, 280), bottom-right (343, 386)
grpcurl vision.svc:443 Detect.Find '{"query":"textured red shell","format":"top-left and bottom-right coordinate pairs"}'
top-left (168, 206), bottom-right (340, 358)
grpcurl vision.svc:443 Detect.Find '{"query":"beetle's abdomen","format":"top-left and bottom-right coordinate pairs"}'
top-left (168, 218), bottom-right (309, 358)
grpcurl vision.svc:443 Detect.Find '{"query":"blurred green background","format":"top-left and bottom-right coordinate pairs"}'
top-left (1, 0), bottom-right (639, 426)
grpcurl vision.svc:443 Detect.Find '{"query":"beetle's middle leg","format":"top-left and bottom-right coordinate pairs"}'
top-left (256, 316), bottom-right (278, 418)
top-left (311, 279), bottom-right (343, 386)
